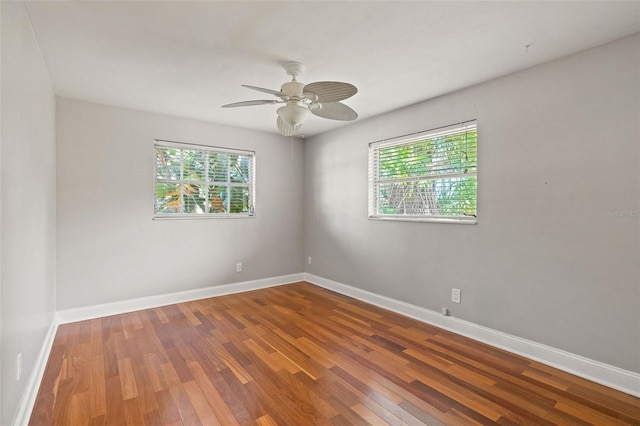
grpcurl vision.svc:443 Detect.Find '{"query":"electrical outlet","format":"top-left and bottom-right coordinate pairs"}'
top-left (16, 353), bottom-right (22, 381)
top-left (307, 256), bottom-right (312, 265)
top-left (236, 263), bottom-right (242, 272)
top-left (451, 288), bottom-right (461, 304)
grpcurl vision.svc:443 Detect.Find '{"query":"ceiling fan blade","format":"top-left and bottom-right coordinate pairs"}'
top-left (303, 81), bottom-right (357, 103)
top-left (311, 102), bottom-right (358, 121)
top-left (222, 100), bottom-right (279, 108)
top-left (242, 84), bottom-right (286, 97)
top-left (277, 116), bottom-right (300, 136)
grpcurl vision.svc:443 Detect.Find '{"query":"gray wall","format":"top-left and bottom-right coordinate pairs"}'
top-left (304, 34), bottom-right (640, 373)
top-left (1, 2), bottom-right (57, 424)
top-left (56, 98), bottom-right (305, 310)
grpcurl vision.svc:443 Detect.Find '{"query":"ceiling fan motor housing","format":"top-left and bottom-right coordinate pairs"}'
top-left (281, 81), bottom-right (305, 98)
top-left (278, 80), bottom-right (310, 125)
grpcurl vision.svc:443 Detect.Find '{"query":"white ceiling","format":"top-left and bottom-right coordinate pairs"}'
top-left (24, 1), bottom-right (640, 137)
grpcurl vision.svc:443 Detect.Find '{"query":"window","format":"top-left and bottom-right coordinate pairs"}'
top-left (368, 120), bottom-right (477, 223)
top-left (154, 140), bottom-right (255, 218)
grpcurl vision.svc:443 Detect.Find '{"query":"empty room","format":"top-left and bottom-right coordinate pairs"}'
top-left (2, 1), bottom-right (639, 425)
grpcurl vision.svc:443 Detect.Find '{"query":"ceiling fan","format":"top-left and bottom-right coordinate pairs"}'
top-left (222, 62), bottom-right (358, 136)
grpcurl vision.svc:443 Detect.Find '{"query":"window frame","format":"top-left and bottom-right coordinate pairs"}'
top-left (153, 139), bottom-right (256, 220)
top-left (368, 120), bottom-right (477, 224)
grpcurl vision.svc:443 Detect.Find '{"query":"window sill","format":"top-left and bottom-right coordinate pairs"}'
top-left (153, 214), bottom-right (255, 220)
top-left (368, 215), bottom-right (477, 224)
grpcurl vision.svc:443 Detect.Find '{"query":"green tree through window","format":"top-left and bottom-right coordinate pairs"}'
top-left (369, 121), bottom-right (477, 223)
top-left (155, 141), bottom-right (255, 217)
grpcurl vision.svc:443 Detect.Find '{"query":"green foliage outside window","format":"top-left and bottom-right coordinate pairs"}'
top-left (155, 144), bottom-right (254, 216)
top-left (372, 124), bottom-right (477, 220)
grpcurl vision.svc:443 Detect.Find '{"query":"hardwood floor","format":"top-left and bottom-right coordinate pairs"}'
top-left (30, 282), bottom-right (640, 425)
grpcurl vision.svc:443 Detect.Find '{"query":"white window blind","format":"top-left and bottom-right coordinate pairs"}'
top-left (368, 120), bottom-right (477, 223)
top-left (154, 140), bottom-right (255, 218)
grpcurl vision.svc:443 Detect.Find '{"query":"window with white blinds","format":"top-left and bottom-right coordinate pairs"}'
top-left (154, 140), bottom-right (255, 218)
top-left (368, 120), bottom-right (477, 223)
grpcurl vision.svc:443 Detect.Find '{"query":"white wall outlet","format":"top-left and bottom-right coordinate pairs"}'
top-left (236, 263), bottom-right (242, 272)
top-left (452, 288), bottom-right (461, 304)
top-left (307, 256), bottom-right (312, 265)
top-left (16, 353), bottom-right (22, 381)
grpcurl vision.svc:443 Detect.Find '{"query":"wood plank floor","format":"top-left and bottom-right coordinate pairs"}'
top-left (30, 282), bottom-right (640, 425)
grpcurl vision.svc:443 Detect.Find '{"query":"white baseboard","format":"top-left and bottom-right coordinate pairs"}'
top-left (57, 273), bottom-right (305, 324)
top-left (13, 317), bottom-right (59, 426)
top-left (304, 273), bottom-right (640, 398)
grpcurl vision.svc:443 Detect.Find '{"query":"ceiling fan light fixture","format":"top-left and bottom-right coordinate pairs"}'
top-left (277, 103), bottom-right (310, 126)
